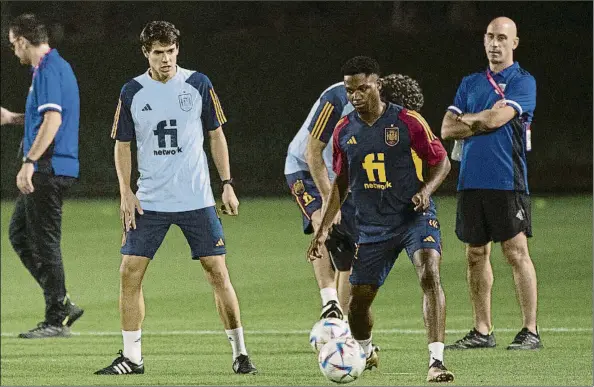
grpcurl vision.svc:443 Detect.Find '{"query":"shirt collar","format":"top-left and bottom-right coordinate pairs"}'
top-left (487, 61), bottom-right (519, 79)
top-left (30, 48), bottom-right (56, 73)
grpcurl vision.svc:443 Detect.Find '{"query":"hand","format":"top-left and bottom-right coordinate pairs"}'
top-left (1, 107), bottom-right (15, 125)
top-left (16, 163), bottom-right (35, 194)
top-left (221, 185), bottom-right (239, 216)
top-left (411, 188), bottom-right (431, 212)
top-left (120, 190), bottom-right (143, 231)
top-left (492, 99), bottom-right (507, 109)
top-left (306, 229), bottom-right (329, 262)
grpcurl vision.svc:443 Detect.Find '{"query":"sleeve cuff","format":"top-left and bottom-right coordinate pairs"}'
top-left (502, 99), bottom-right (523, 115)
top-left (38, 103), bottom-right (62, 113)
top-left (447, 105), bottom-right (463, 115)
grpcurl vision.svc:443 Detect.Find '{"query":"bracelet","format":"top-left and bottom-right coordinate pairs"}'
top-left (221, 178), bottom-right (234, 192)
top-left (22, 156), bottom-right (36, 164)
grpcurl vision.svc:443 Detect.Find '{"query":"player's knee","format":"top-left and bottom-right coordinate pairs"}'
top-left (206, 268), bottom-right (230, 289)
top-left (415, 251), bottom-right (442, 292)
top-left (466, 245), bottom-right (490, 266)
top-left (119, 256), bottom-right (147, 284)
top-left (8, 225), bottom-right (26, 252)
top-left (419, 265), bottom-right (441, 292)
top-left (8, 233), bottom-right (24, 254)
top-left (201, 256), bottom-right (231, 288)
top-left (349, 284), bottom-right (377, 312)
top-left (502, 244), bottom-right (531, 267)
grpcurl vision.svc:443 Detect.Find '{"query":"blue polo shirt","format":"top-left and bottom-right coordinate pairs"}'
top-left (24, 49), bottom-right (80, 178)
top-left (447, 62), bottom-right (536, 193)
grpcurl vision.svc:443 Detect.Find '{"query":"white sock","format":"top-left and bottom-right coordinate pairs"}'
top-left (225, 327), bottom-right (247, 359)
top-left (320, 287), bottom-right (338, 306)
top-left (122, 330), bottom-right (142, 365)
top-left (428, 342), bottom-right (444, 367)
top-left (357, 336), bottom-right (372, 357)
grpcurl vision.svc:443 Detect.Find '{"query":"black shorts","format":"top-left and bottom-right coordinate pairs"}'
top-left (455, 189), bottom-right (532, 245)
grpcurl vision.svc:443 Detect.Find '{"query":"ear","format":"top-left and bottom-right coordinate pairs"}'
top-left (512, 37), bottom-right (519, 50)
top-left (142, 46), bottom-right (149, 59)
top-left (376, 77), bottom-right (383, 91)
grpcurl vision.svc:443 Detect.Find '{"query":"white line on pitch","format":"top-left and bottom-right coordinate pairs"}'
top-left (0, 327), bottom-right (590, 337)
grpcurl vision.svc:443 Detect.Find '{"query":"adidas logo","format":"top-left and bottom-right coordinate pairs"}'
top-left (423, 236), bottom-right (436, 243)
top-left (215, 238), bottom-right (225, 247)
top-left (516, 209), bottom-right (525, 220)
top-left (347, 136), bottom-right (357, 145)
top-left (141, 104), bottom-right (152, 111)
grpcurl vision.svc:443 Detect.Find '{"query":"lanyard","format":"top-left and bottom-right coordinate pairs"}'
top-left (486, 70), bottom-right (532, 151)
top-left (486, 70), bottom-right (505, 98)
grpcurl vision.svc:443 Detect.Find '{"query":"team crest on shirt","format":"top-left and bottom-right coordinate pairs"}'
top-left (292, 179), bottom-right (305, 195)
top-left (178, 92), bottom-right (193, 111)
top-left (385, 127), bottom-right (399, 146)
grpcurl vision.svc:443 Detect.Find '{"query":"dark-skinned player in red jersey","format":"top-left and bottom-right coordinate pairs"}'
top-left (308, 56), bottom-right (454, 383)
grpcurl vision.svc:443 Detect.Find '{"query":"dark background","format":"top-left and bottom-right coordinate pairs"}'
top-left (1, 2), bottom-right (592, 198)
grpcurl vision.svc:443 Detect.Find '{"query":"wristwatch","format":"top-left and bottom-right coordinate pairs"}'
top-left (22, 156), bottom-right (36, 164)
top-left (221, 178), bottom-right (234, 191)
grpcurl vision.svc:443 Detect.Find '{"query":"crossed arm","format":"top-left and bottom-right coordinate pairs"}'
top-left (441, 103), bottom-right (517, 140)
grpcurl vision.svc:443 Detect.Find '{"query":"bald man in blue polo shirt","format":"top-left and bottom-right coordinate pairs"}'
top-left (441, 17), bottom-right (541, 351)
top-left (2, 13), bottom-right (84, 338)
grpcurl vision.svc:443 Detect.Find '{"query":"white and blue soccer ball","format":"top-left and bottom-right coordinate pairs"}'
top-left (309, 318), bottom-right (351, 352)
top-left (318, 337), bottom-right (366, 384)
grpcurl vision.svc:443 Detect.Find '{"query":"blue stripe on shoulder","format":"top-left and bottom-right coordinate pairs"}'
top-left (121, 79), bottom-right (143, 109)
top-left (321, 83), bottom-right (348, 107)
top-left (185, 72), bottom-right (209, 92)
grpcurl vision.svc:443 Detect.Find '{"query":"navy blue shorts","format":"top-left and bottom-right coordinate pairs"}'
top-left (121, 206), bottom-right (226, 259)
top-left (350, 211), bottom-right (442, 287)
top-left (285, 170), bottom-right (357, 237)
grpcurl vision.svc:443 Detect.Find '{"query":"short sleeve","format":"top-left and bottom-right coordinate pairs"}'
top-left (332, 117), bottom-right (350, 175)
top-left (502, 75), bottom-right (536, 117)
top-left (400, 109), bottom-right (447, 166)
top-left (308, 94), bottom-right (345, 144)
top-left (447, 77), bottom-right (467, 115)
top-left (35, 65), bottom-right (62, 114)
top-left (186, 73), bottom-right (227, 132)
top-left (110, 81), bottom-right (140, 141)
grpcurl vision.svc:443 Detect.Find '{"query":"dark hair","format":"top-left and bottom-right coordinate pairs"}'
top-left (9, 13), bottom-right (48, 46)
top-left (341, 56), bottom-right (381, 77)
top-left (380, 74), bottom-right (424, 111)
top-left (140, 21), bottom-right (180, 52)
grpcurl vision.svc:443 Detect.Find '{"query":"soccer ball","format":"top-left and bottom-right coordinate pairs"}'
top-left (318, 337), bottom-right (366, 384)
top-left (309, 318), bottom-right (351, 352)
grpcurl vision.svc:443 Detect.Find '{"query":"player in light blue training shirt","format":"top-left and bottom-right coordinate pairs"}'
top-left (95, 21), bottom-right (257, 376)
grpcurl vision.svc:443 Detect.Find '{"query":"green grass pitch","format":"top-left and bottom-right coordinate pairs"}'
top-left (1, 196), bottom-right (592, 386)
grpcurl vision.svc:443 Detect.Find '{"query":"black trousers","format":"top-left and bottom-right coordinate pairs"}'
top-left (8, 172), bottom-right (75, 325)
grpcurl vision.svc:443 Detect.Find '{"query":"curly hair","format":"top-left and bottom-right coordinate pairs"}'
top-left (140, 21), bottom-right (180, 52)
top-left (341, 56), bottom-right (381, 77)
top-left (380, 73), bottom-right (424, 111)
top-left (9, 13), bottom-right (48, 46)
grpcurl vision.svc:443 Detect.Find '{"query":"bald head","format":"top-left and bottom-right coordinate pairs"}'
top-left (484, 17), bottom-right (520, 71)
top-left (487, 17), bottom-right (518, 38)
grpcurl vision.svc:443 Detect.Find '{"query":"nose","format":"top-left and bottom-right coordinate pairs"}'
top-left (162, 54), bottom-right (170, 63)
top-left (352, 90), bottom-right (363, 101)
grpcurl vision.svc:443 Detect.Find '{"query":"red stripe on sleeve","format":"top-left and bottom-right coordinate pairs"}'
top-left (399, 109), bottom-right (447, 166)
top-left (332, 117), bottom-right (350, 176)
